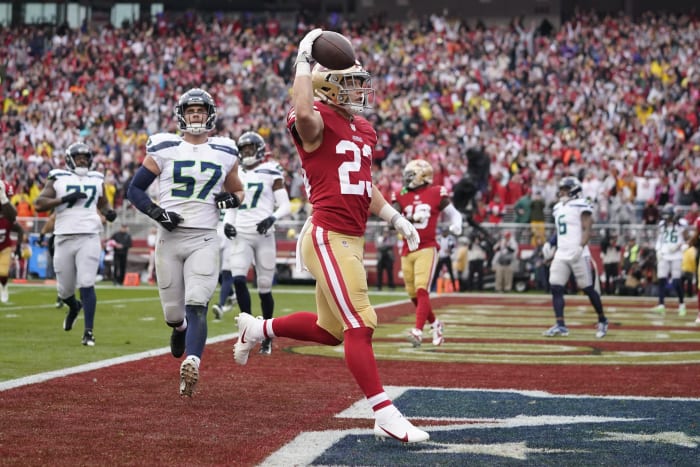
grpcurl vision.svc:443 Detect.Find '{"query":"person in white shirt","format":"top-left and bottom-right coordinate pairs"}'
top-left (543, 176), bottom-right (608, 338)
top-left (652, 204), bottom-right (688, 316)
top-left (34, 142), bottom-right (118, 346)
top-left (126, 88), bottom-right (245, 397)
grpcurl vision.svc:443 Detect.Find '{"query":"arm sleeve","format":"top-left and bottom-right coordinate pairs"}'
top-left (442, 203), bottom-right (463, 232)
top-left (126, 166), bottom-right (158, 214)
top-left (272, 188), bottom-right (291, 220)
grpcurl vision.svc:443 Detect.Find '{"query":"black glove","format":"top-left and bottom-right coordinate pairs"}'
top-left (214, 192), bottom-right (241, 209)
top-left (104, 210), bottom-right (117, 222)
top-left (256, 216), bottom-right (276, 235)
top-left (61, 191), bottom-right (87, 204)
top-left (146, 205), bottom-right (183, 232)
top-left (224, 223), bottom-right (237, 239)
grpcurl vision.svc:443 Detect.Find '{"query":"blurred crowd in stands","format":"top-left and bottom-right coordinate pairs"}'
top-left (1, 9), bottom-right (699, 229)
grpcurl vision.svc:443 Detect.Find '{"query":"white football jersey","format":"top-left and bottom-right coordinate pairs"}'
top-left (50, 169), bottom-right (105, 235)
top-left (552, 197), bottom-right (593, 260)
top-left (147, 133), bottom-right (239, 229)
top-left (223, 160), bottom-right (285, 234)
top-left (655, 218), bottom-right (688, 258)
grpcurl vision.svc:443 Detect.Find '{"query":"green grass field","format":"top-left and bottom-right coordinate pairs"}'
top-left (1, 281), bottom-right (403, 382)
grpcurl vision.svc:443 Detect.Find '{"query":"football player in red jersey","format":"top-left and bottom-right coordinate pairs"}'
top-left (392, 159), bottom-right (463, 347)
top-left (232, 29), bottom-right (428, 443)
top-left (0, 180), bottom-right (22, 303)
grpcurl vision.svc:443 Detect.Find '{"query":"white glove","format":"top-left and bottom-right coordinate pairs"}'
top-left (0, 180), bottom-right (8, 204)
top-left (449, 223), bottom-right (463, 236)
top-left (296, 28), bottom-right (323, 65)
top-left (393, 216), bottom-right (420, 251)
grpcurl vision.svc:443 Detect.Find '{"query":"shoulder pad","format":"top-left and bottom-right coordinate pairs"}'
top-left (146, 133), bottom-right (181, 153)
top-left (48, 169), bottom-right (72, 180)
top-left (207, 137), bottom-right (239, 157)
top-left (86, 171), bottom-right (105, 180)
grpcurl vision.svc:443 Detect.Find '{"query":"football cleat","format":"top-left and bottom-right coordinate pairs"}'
top-left (652, 304), bottom-right (665, 314)
top-left (595, 320), bottom-right (608, 339)
top-left (179, 357), bottom-right (199, 397)
top-left (408, 328), bottom-right (423, 348)
top-left (233, 313), bottom-right (264, 365)
top-left (170, 328), bottom-right (186, 358)
top-left (259, 338), bottom-right (272, 355)
top-left (81, 330), bottom-right (95, 346)
top-left (543, 324), bottom-right (569, 337)
top-left (678, 303), bottom-right (686, 317)
top-left (63, 301), bottom-right (82, 331)
top-left (212, 304), bottom-right (224, 321)
top-left (373, 405), bottom-right (429, 443)
top-left (431, 320), bottom-right (444, 346)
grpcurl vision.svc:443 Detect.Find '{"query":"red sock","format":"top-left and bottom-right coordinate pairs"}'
top-left (415, 288), bottom-right (434, 329)
top-left (344, 327), bottom-right (384, 399)
top-left (271, 312), bottom-right (342, 345)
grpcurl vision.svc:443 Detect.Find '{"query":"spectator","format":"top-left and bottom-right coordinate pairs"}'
top-left (601, 232), bottom-right (623, 295)
top-left (642, 199), bottom-right (661, 226)
top-left (492, 231), bottom-right (518, 293)
top-left (466, 232), bottom-right (488, 291)
top-left (375, 226), bottom-right (397, 291)
top-left (110, 224), bottom-right (132, 286)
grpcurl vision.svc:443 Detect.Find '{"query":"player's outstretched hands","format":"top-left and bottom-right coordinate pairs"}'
top-left (256, 216), bottom-right (276, 235)
top-left (393, 215), bottom-right (420, 251)
top-left (214, 192), bottom-right (241, 210)
top-left (296, 28), bottom-right (323, 65)
top-left (146, 205), bottom-right (183, 232)
top-left (61, 191), bottom-right (87, 204)
top-left (224, 223), bottom-right (237, 239)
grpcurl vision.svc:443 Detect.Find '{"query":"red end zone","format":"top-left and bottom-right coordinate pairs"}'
top-left (1, 294), bottom-right (698, 465)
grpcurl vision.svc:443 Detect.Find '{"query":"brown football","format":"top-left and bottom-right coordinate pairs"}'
top-left (311, 31), bottom-right (356, 70)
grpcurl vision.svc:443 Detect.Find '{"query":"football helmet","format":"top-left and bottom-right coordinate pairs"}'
top-left (237, 131), bottom-right (266, 168)
top-left (661, 204), bottom-right (675, 222)
top-left (403, 159), bottom-right (434, 190)
top-left (175, 88), bottom-right (217, 135)
top-left (558, 176), bottom-right (582, 199)
top-left (311, 62), bottom-right (374, 114)
top-left (65, 142), bottom-right (93, 176)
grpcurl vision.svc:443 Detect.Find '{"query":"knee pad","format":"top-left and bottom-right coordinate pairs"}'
top-left (167, 319), bottom-right (184, 328)
top-left (551, 285), bottom-right (565, 297)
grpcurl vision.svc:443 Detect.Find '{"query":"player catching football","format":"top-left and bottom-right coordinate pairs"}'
top-left (232, 28), bottom-right (429, 443)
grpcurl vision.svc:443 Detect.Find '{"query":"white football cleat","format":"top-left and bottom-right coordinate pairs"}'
top-left (431, 320), bottom-right (444, 346)
top-left (233, 313), bottom-right (264, 365)
top-left (678, 303), bottom-right (686, 317)
top-left (373, 405), bottom-right (429, 443)
top-left (179, 357), bottom-right (199, 397)
top-left (407, 328), bottom-right (422, 347)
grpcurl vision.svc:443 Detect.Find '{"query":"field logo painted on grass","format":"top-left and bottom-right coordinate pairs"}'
top-left (262, 386), bottom-right (700, 466)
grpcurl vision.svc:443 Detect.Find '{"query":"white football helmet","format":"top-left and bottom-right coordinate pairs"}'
top-left (403, 159), bottom-right (434, 190)
top-left (311, 61), bottom-right (374, 114)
